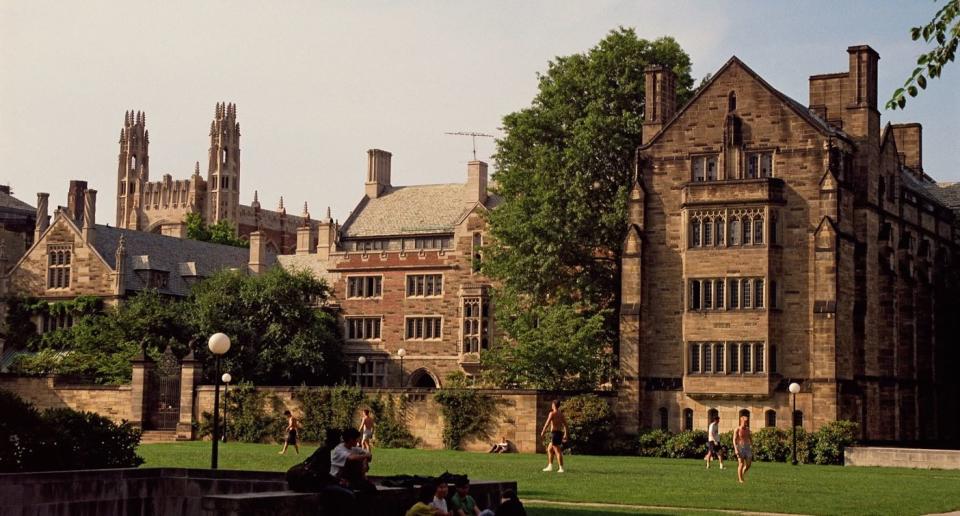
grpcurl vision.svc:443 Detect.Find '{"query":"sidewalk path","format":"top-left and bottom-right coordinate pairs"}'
top-left (524, 499), bottom-right (810, 515)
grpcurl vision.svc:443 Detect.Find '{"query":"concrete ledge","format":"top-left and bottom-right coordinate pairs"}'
top-left (844, 446), bottom-right (960, 470)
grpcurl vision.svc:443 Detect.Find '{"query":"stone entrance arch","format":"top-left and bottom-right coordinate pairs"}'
top-left (407, 368), bottom-right (440, 389)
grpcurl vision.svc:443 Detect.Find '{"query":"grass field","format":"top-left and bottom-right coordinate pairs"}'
top-left (138, 442), bottom-right (960, 515)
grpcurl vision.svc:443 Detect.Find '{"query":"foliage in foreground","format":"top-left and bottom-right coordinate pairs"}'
top-left (184, 211), bottom-right (249, 248)
top-left (887, 0), bottom-right (959, 109)
top-left (295, 385), bottom-right (366, 443)
top-left (558, 394), bottom-right (616, 455)
top-left (0, 389), bottom-right (142, 472)
top-left (200, 381), bottom-right (285, 443)
top-left (367, 394), bottom-right (420, 449)
top-left (434, 387), bottom-right (498, 450)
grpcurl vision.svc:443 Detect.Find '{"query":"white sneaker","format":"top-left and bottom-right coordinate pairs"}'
top-left (542, 465), bottom-right (553, 472)
top-left (557, 466), bottom-right (565, 473)
top-left (720, 464), bottom-right (725, 470)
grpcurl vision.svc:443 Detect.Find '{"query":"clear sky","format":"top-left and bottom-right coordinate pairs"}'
top-left (2, 0), bottom-right (957, 223)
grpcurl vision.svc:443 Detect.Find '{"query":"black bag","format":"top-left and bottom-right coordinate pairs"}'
top-left (286, 446), bottom-right (335, 492)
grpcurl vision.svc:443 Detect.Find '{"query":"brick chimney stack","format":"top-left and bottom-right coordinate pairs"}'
top-left (891, 123), bottom-right (923, 174)
top-left (83, 189), bottom-right (97, 245)
top-left (35, 192), bottom-right (50, 241)
top-left (465, 161), bottom-right (488, 205)
top-left (642, 65), bottom-right (677, 145)
top-left (66, 180), bottom-right (89, 226)
top-left (365, 149), bottom-right (392, 199)
top-left (845, 45), bottom-right (880, 144)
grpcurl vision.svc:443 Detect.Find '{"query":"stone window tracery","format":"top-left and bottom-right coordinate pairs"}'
top-left (47, 247), bottom-right (71, 289)
top-left (688, 209), bottom-right (765, 249)
top-left (689, 341), bottom-right (765, 375)
top-left (461, 297), bottom-right (490, 353)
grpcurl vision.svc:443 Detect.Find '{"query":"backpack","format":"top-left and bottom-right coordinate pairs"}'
top-left (286, 446), bottom-right (335, 492)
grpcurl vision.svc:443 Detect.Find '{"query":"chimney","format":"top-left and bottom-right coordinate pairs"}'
top-left (365, 149), bottom-right (392, 199)
top-left (844, 45), bottom-right (880, 142)
top-left (248, 231), bottom-right (267, 274)
top-left (315, 207), bottom-right (337, 260)
top-left (466, 161), bottom-right (488, 205)
top-left (66, 180), bottom-right (88, 225)
top-left (891, 123), bottom-right (923, 174)
top-left (35, 192), bottom-right (50, 241)
top-left (83, 189), bottom-right (97, 245)
top-left (642, 65), bottom-right (677, 145)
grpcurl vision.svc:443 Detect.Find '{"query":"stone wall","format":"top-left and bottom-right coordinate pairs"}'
top-left (196, 386), bottom-right (589, 454)
top-left (844, 446), bottom-right (960, 470)
top-left (0, 375), bottom-right (131, 423)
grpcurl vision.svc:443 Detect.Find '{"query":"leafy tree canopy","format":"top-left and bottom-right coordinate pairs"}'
top-left (887, 0), bottom-right (959, 109)
top-left (481, 28), bottom-right (694, 388)
top-left (185, 212), bottom-right (249, 248)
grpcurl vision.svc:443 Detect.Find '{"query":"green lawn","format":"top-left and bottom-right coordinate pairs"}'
top-left (138, 442), bottom-right (960, 515)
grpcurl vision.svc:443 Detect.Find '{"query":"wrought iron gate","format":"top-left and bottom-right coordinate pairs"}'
top-left (145, 347), bottom-right (181, 430)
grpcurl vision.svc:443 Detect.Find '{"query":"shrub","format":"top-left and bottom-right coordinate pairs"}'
top-left (367, 395), bottom-right (419, 449)
top-left (787, 427), bottom-right (813, 464)
top-left (812, 420), bottom-right (859, 465)
top-left (752, 427), bottom-right (791, 462)
top-left (434, 389), bottom-right (497, 450)
top-left (201, 382), bottom-right (283, 443)
top-left (663, 430), bottom-right (708, 458)
top-left (41, 409), bottom-right (144, 470)
top-left (559, 395), bottom-right (615, 455)
top-left (295, 385), bottom-right (365, 442)
top-left (0, 390), bottom-right (142, 472)
top-left (637, 429), bottom-right (671, 457)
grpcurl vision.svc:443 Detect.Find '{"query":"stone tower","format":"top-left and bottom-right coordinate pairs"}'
top-left (116, 111), bottom-right (149, 229)
top-left (206, 102), bottom-right (241, 228)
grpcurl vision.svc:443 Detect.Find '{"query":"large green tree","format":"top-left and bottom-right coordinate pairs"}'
top-left (482, 28), bottom-right (694, 387)
top-left (189, 267), bottom-right (343, 385)
top-left (887, 0), bottom-right (959, 110)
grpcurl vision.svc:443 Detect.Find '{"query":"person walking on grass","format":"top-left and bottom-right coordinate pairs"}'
top-left (705, 415), bottom-right (724, 470)
top-left (359, 408), bottom-right (375, 451)
top-left (733, 414), bottom-right (753, 484)
top-left (279, 410), bottom-right (301, 455)
top-left (539, 400), bottom-right (568, 473)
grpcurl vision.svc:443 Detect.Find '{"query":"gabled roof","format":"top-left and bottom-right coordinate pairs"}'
top-left (340, 184), bottom-right (499, 238)
top-left (92, 225), bottom-right (249, 296)
top-left (641, 56), bottom-right (850, 149)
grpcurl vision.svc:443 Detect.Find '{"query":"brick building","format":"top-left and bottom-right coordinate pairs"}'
top-left (115, 104), bottom-right (313, 253)
top-left (619, 45), bottom-right (959, 442)
top-left (259, 149), bottom-right (496, 388)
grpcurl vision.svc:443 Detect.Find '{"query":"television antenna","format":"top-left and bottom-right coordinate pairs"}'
top-left (445, 131), bottom-right (494, 160)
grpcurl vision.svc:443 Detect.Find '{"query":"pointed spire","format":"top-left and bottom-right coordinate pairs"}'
top-left (194, 161), bottom-right (200, 175)
top-left (324, 206), bottom-right (332, 223)
top-left (253, 190), bottom-right (259, 202)
top-left (116, 234), bottom-right (126, 255)
top-left (251, 190), bottom-right (260, 209)
top-left (278, 196), bottom-right (285, 211)
top-left (302, 201), bottom-right (310, 219)
top-left (119, 128), bottom-right (125, 143)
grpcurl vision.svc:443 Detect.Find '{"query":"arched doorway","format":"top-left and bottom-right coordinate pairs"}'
top-left (407, 368), bottom-right (439, 389)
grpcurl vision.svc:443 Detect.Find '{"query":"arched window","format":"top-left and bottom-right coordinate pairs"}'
top-left (765, 409), bottom-right (777, 428)
top-left (707, 408), bottom-right (719, 427)
top-left (743, 218), bottom-right (752, 245)
top-left (221, 148), bottom-right (228, 166)
top-left (703, 218), bottom-right (713, 246)
top-left (659, 407), bottom-right (669, 431)
top-left (715, 218), bottom-right (725, 246)
top-left (690, 219), bottom-right (701, 247)
top-left (683, 409), bottom-right (694, 431)
top-left (793, 410), bottom-right (803, 428)
top-left (728, 91), bottom-right (737, 112)
top-left (754, 216), bottom-right (764, 244)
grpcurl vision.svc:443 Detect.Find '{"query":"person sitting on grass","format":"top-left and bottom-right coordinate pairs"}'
top-left (495, 489), bottom-right (526, 516)
top-left (488, 436), bottom-right (510, 454)
top-left (450, 478), bottom-right (495, 516)
top-left (406, 482), bottom-right (439, 516)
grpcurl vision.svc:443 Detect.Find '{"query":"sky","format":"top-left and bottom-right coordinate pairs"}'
top-left (1, 0), bottom-right (958, 223)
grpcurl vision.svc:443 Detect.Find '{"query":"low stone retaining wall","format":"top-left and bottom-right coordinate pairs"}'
top-left (0, 467), bottom-right (516, 516)
top-left (0, 375), bottom-right (131, 423)
top-left (844, 446), bottom-right (960, 470)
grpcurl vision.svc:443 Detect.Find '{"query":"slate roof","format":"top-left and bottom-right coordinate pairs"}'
top-left (0, 190), bottom-right (34, 214)
top-left (92, 224), bottom-right (249, 297)
top-left (925, 181), bottom-right (960, 214)
top-left (340, 184), bottom-right (497, 238)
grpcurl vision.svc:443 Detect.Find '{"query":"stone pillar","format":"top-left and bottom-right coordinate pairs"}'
top-left (129, 351), bottom-right (154, 430)
top-left (177, 351), bottom-right (200, 440)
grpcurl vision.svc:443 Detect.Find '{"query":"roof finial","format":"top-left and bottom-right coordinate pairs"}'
top-left (325, 206), bottom-right (332, 222)
top-left (278, 196), bottom-right (285, 211)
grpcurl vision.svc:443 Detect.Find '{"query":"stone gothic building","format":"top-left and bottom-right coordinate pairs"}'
top-left (115, 103), bottom-right (313, 253)
top-left (619, 45), bottom-right (960, 442)
top-left (253, 149), bottom-right (497, 388)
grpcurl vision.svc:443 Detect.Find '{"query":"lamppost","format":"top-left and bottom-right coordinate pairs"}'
top-left (357, 355), bottom-right (367, 387)
top-left (208, 333), bottom-right (231, 469)
top-left (221, 373), bottom-right (232, 443)
top-left (397, 348), bottom-right (406, 387)
top-left (789, 382), bottom-right (801, 466)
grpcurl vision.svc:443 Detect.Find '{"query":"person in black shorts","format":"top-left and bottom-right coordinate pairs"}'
top-left (279, 410), bottom-right (301, 455)
top-left (539, 400), bottom-right (568, 473)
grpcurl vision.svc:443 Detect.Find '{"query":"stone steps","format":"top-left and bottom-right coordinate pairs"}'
top-left (140, 430), bottom-right (178, 443)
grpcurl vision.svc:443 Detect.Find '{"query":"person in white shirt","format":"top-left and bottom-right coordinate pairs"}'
top-left (329, 428), bottom-right (371, 481)
top-left (704, 415), bottom-right (724, 470)
top-left (430, 482), bottom-right (453, 516)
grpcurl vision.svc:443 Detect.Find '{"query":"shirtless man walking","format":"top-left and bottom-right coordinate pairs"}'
top-left (540, 400), bottom-right (568, 473)
top-left (358, 409), bottom-right (375, 451)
